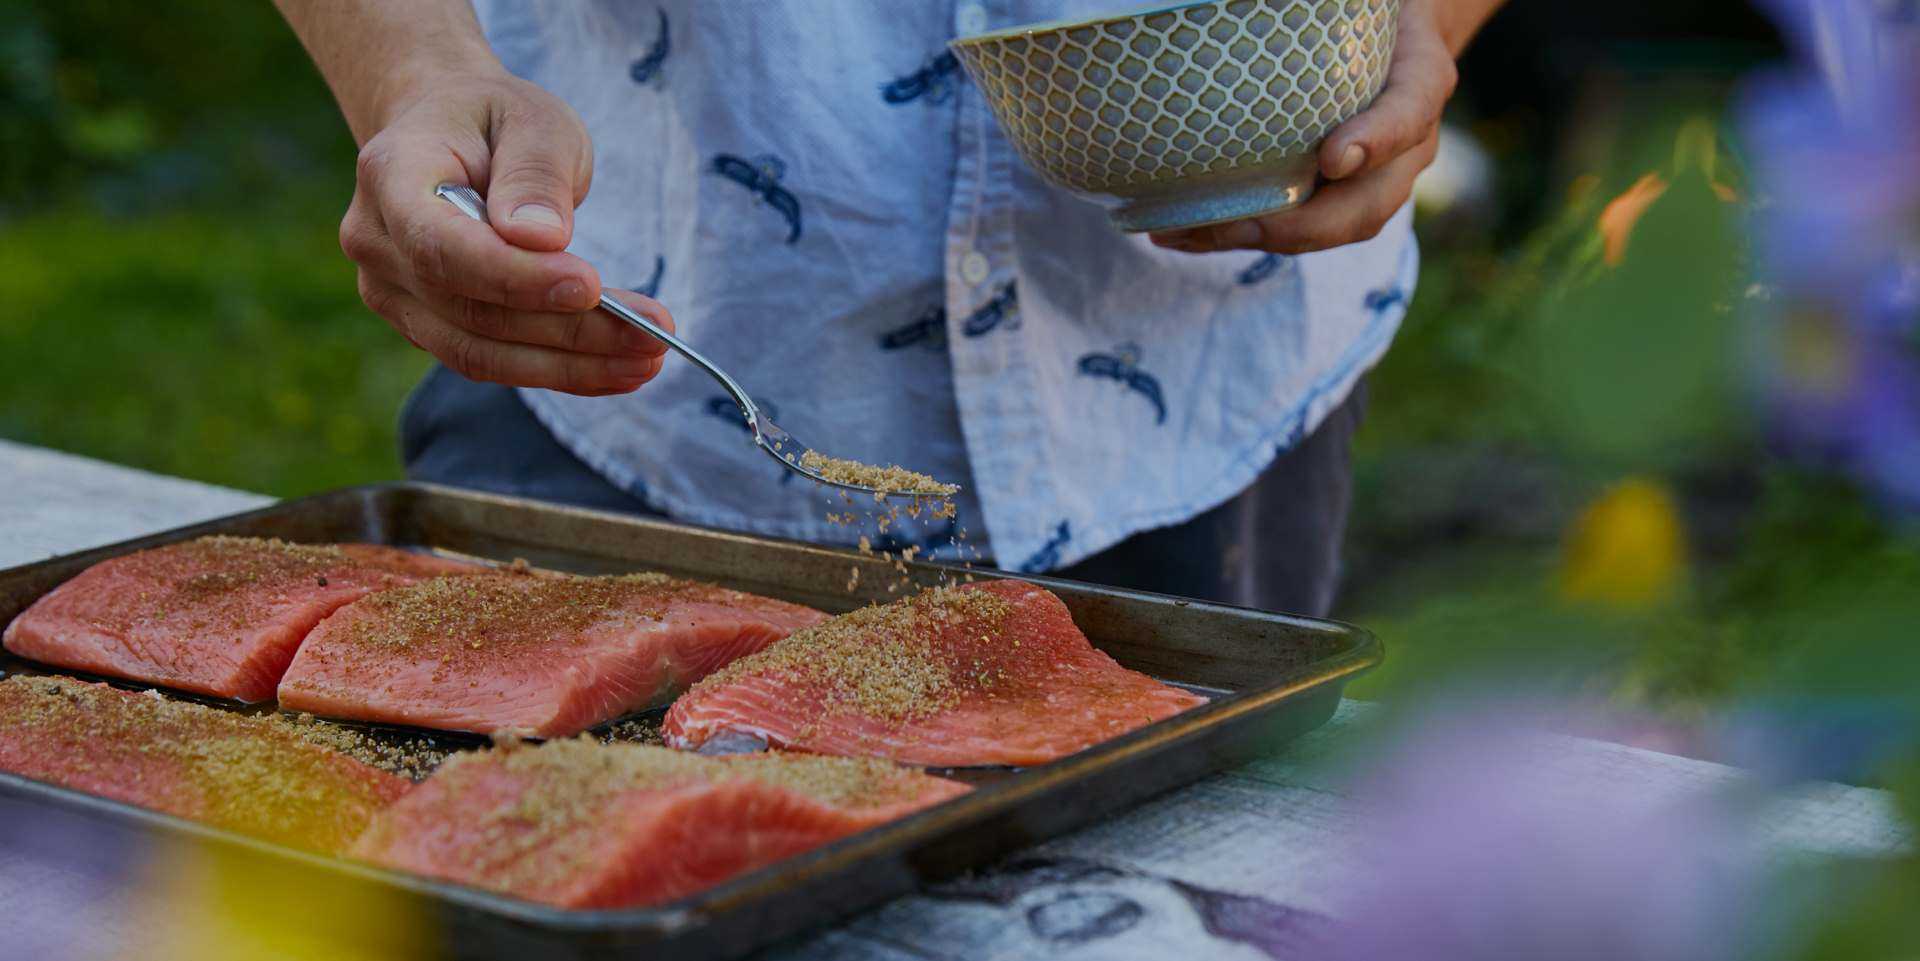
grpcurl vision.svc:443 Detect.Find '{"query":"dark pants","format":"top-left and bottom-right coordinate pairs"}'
top-left (401, 367), bottom-right (1364, 617)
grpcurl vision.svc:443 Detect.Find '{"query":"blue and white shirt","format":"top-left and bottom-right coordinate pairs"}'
top-left (474, 0), bottom-right (1417, 571)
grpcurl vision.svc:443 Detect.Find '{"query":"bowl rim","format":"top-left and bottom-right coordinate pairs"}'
top-left (949, 0), bottom-right (1226, 48)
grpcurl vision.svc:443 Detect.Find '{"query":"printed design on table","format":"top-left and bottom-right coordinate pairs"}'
top-left (1237, 253), bottom-right (1286, 286)
top-left (703, 396), bottom-right (793, 484)
top-left (929, 854), bottom-right (1343, 957)
top-left (879, 304), bottom-right (949, 352)
top-left (711, 153), bottom-right (802, 244)
top-left (1018, 521), bottom-right (1072, 573)
top-left (1364, 285), bottom-right (1407, 317)
top-left (1077, 343), bottom-right (1168, 425)
top-left (882, 50), bottom-right (964, 105)
top-left (962, 282), bottom-right (1020, 338)
top-left (627, 9), bottom-right (670, 85)
top-left (632, 256), bottom-right (665, 299)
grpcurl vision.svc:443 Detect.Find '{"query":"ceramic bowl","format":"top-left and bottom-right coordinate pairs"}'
top-left (950, 0), bottom-right (1401, 232)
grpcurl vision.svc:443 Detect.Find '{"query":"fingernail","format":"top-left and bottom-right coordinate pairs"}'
top-left (510, 203), bottom-right (564, 229)
top-left (1330, 144), bottom-right (1366, 179)
top-left (1150, 230), bottom-right (1192, 247)
top-left (1217, 220), bottom-right (1263, 247)
top-left (548, 279), bottom-right (589, 310)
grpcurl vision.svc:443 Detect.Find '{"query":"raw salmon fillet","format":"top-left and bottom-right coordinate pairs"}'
top-left (0, 675), bottom-right (410, 853)
top-left (2, 536), bottom-right (479, 701)
top-left (277, 572), bottom-right (826, 738)
top-left (350, 738), bottom-right (968, 908)
top-left (663, 580), bottom-right (1208, 767)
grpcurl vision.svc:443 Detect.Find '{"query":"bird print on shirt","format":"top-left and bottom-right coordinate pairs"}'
top-left (1364, 285), bottom-right (1407, 317)
top-left (1236, 253), bottom-right (1285, 286)
top-left (632, 256), bottom-right (665, 299)
top-left (882, 50), bottom-right (963, 105)
top-left (879, 304), bottom-right (949, 352)
top-left (1018, 521), bottom-right (1072, 573)
top-left (627, 9), bottom-right (670, 85)
top-left (962, 282), bottom-right (1019, 337)
top-left (1077, 343), bottom-right (1168, 425)
top-left (870, 517), bottom-right (960, 556)
top-left (712, 153), bottom-right (802, 244)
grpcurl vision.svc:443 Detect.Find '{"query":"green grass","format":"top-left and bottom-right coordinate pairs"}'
top-left (0, 190), bottom-right (429, 495)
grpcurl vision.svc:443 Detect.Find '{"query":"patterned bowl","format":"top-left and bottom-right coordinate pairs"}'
top-left (950, 0), bottom-right (1401, 232)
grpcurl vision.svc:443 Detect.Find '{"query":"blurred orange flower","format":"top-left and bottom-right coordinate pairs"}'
top-left (1597, 172), bottom-right (1669, 267)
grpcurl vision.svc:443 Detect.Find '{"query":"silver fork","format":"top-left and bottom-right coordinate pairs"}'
top-left (435, 183), bottom-right (955, 498)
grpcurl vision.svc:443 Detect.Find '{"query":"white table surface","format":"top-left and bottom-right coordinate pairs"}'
top-left (0, 439), bottom-right (1908, 960)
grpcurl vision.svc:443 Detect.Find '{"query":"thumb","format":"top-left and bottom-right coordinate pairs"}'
top-left (485, 111), bottom-right (595, 252)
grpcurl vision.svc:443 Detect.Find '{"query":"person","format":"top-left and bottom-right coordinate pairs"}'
top-left (272, 0), bottom-right (1504, 616)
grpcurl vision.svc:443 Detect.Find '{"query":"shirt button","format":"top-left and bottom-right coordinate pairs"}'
top-left (959, 251), bottom-right (991, 286)
top-left (955, 2), bottom-right (988, 36)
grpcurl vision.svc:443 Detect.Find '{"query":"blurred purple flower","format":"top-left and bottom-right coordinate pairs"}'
top-left (1315, 703), bottom-right (1779, 961)
top-left (1741, 0), bottom-right (1920, 509)
top-left (1, 796), bottom-right (148, 961)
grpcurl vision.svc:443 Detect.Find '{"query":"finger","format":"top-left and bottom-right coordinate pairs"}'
top-left (1255, 133), bottom-right (1437, 253)
top-left (359, 132), bottom-right (602, 313)
top-left (357, 277), bottom-right (664, 395)
top-left (1318, 20), bottom-right (1455, 181)
top-left (483, 107), bottom-right (595, 252)
top-left (408, 287), bottom-right (675, 359)
top-left (1163, 132), bottom-right (1436, 255)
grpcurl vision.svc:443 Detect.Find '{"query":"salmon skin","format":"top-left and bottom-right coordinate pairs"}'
top-left (663, 580), bottom-right (1208, 767)
top-left (277, 572), bottom-right (826, 738)
top-left (350, 738), bottom-right (969, 909)
top-left (1, 536), bottom-right (479, 702)
top-left (0, 675), bottom-right (410, 854)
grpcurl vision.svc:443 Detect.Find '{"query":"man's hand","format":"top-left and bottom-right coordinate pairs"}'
top-left (276, 0), bottom-right (672, 396)
top-left (1149, 0), bottom-right (1481, 255)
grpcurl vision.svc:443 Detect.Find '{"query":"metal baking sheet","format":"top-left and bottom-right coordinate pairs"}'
top-left (0, 482), bottom-right (1380, 960)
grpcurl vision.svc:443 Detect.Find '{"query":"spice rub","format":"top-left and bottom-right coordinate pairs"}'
top-left (1, 536), bottom-right (480, 701)
top-left (0, 675), bottom-right (409, 853)
top-left (798, 450), bottom-right (959, 497)
top-left (350, 738), bottom-right (968, 909)
top-left (277, 571), bottom-right (826, 738)
top-left (663, 580), bottom-right (1209, 767)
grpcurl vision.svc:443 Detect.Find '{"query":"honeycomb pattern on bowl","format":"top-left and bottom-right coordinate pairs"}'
top-left (952, 0), bottom-right (1400, 193)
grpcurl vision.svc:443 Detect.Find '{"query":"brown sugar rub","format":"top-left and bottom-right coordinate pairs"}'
top-left (350, 738), bottom-right (970, 909)
top-left (1, 535), bottom-right (481, 701)
top-left (0, 675), bottom-right (409, 854)
top-left (798, 450), bottom-right (959, 497)
top-left (277, 570), bottom-right (826, 738)
top-left (664, 580), bottom-right (1210, 767)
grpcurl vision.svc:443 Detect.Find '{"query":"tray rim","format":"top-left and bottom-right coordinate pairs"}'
top-left (0, 480), bottom-right (1382, 936)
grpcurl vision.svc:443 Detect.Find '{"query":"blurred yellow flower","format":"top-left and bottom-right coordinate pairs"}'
top-left (134, 840), bottom-right (436, 961)
top-left (1560, 477), bottom-right (1688, 608)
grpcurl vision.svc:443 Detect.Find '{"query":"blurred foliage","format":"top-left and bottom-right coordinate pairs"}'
top-left (0, 192), bottom-right (429, 494)
top-left (0, 0), bottom-right (353, 214)
top-left (0, 1), bottom-right (418, 493)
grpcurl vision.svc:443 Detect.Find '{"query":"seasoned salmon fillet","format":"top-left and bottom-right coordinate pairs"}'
top-left (0, 675), bottom-right (410, 853)
top-left (277, 572), bottom-right (826, 738)
top-left (350, 738), bottom-right (968, 908)
top-left (2, 537), bottom-right (479, 701)
top-left (663, 580), bottom-right (1208, 767)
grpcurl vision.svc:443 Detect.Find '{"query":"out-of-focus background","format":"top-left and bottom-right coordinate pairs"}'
top-left (3, 1), bottom-right (1918, 953)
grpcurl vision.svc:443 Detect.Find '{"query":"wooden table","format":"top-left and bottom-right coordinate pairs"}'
top-left (1, 439), bottom-right (1908, 960)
